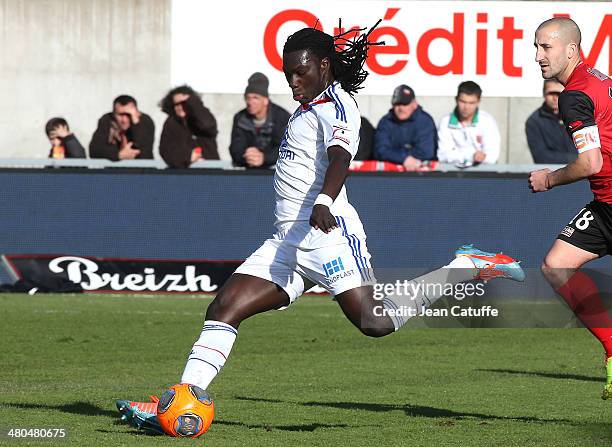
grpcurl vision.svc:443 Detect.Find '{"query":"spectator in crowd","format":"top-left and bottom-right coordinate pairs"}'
top-left (160, 85), bottom-right (219, 168)
top-left (45, 117), bottom-right (86, 159)
top-left (89, 95), bottom-right (154, 161)
top-left (526, 79), bottom-right (577, 164)
top-left (437, 81), bottom-right (500, 166)
top-left (373, 84), bottom-right (437, 171)
top-left (356, 116), bottom-right (375, 161)
top-left (229, 72), bottom-right (290, 168)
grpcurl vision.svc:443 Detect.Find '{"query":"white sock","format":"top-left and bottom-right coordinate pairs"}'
top-left (382, 256), bottom-right (476, 330)
top-left (180, 320), bottom-right (237, 390)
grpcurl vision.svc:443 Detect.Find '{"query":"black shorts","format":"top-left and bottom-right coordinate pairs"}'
top-left (557, 201), bottom-right (612, 257)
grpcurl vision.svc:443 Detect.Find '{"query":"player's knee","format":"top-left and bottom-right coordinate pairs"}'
top-left (205, 288), bottom-right (243, 326)
top-left (358, 325), bottom-right (394, 338)
top-left (357, 314), bottom-right (394, 338)
top-left (542, 254), bottom-right (563, 271)
top-left (541, 255), bottom-right (574, 288)
top-left (352, 305), bottom-right (395, 337)
top-left (541, 255), bottom-right (562, 279)
top-left (205, 296), bottom-right (229, 322)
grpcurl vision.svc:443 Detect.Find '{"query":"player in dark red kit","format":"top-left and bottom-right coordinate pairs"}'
top-left (529, 17), bottom-right (612, 399)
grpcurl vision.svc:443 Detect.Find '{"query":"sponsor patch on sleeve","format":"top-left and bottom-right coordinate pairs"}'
top-left (568, 120), bottom-right (583, 131)
top-left (332, 125), bottom-right (351, 145)
top-left (572, 125), bottom-right (601, 153)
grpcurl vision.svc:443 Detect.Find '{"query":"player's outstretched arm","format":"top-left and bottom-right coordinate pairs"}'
top-left (309, 145), bottom-right (352, 233)
top-left (529, 147), bottom-right (602, 192)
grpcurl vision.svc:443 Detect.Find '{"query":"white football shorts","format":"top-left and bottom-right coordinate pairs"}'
top-left (234, 216), bottom-right (375, 304)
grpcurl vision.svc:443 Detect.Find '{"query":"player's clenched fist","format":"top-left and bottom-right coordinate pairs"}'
top-left (529, 168), bottom-right (552, 193)
top-left (310, 204), bottom-right (338, 233)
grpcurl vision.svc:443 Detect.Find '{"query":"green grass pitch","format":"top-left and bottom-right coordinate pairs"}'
top-left (1, 293), bottom-right (611, 446)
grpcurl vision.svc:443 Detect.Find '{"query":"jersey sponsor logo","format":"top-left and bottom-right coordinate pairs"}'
top-left (568, 120), bottom-right (583, 131)
top-left (572, 125), bottom-right (601, 153)
top-left (560, 226), bottom-right (575, 238)
top-left (278, 148), bottom-right (295, 160)
top-left (586, 67), bottom-right (610, 82)
top-left (323, 256), bottom-right (355, 284)
top-left (332, 125), bottom-right (350, 145)
top-left (323, 256), bottom-right (345, 277)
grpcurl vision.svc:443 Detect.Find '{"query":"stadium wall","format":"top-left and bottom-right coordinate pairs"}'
top-left (0, 0), bottom-right (171, 160)
top-left (3, 1), bottom-right (607, 165)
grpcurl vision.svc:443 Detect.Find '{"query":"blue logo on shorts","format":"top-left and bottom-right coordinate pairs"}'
top-left (323, 257), bottom-right (344, 277)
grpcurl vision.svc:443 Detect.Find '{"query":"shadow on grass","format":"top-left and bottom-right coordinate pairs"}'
top-left (96, 421), bottom-right (352, 436)
top-left (215, 420), bottom-right (350, 432)
top-left (96, 428), bottom-right (161, 437)
top-left (1, 401), bottom-right (116, 418)
top-left (234, 396), bottom-right (574, 424)
top-left (476, 368), bottom-right (601, 383)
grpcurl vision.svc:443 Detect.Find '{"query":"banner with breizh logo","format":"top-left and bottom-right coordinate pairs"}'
top-left (2, 255), bottom-right (238, 294)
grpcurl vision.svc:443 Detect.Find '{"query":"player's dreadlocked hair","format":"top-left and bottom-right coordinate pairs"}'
top-left (283, 20), bottom-right (383, 96)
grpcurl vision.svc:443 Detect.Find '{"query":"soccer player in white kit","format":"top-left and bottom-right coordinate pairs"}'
top-left (118, 25), bottom-right (525, 432)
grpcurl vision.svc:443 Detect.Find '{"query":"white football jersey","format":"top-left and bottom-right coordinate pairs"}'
top-left (274, 81), bottom-right (361, 230)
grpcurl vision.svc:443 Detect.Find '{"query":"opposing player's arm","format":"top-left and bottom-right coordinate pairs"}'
top-left (529, 90), bottom-right (602, 192)
top-left (547, 148), bottom-right (602, 188)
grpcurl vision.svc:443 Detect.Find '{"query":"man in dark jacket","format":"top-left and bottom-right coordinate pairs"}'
top-left (374, 85), bottom-right (437, 170)
top-left (356, 116), bottom-right (375, 161)
top-left (230, 72), bottom-right (290, 168)
top-left (526, 79), bottom-right (577, 164)
top-left (159, 85), bottom-right (219, 168)
top-left (45, 117), bottom-right (86, 158)
top-left (89, 95), bottom-right (155, 161)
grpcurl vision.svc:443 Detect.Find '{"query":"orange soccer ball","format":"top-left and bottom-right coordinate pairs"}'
top-left (156, 383), bottom-right (214, 437)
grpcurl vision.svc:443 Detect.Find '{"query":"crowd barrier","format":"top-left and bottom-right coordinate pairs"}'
top-left (1, 166), bottom-right (607, 272)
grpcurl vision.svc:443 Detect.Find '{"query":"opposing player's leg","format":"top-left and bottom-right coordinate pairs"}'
top-left (336, 245), bottom-right (524, 336)
top-left (607, 357), bottom-right (612, 400)
top-left (543, 205), bottom-right (612, 399)
top-left (541, 239), bottom-right (597, 289)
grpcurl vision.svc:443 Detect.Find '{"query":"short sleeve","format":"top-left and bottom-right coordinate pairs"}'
top-left (318, 102), bottom-right (359, 157)
top-left (559, 90), bottom-right (596, 132)
top-left (559, 90), bottom-right (600, 153)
